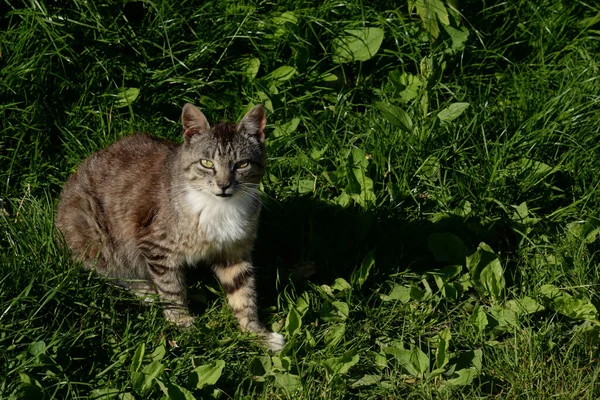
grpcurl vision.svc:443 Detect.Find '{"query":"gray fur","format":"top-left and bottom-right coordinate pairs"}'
top-left (55, 103), bottom-right (285, 351)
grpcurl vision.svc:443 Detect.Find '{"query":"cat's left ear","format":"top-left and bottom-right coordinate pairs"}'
top-left (182, 103), bottom-right (210, 139)
top-left (238, 104), bottom-right (266, 142)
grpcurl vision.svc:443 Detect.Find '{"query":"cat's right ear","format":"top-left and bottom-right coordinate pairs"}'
top-left (181, 103), bottom-right (210, 139)
top-left (238, 104), bottom-right (266, 142)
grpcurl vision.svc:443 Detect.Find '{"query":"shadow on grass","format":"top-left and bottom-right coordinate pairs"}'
top-left (244, 195), bottom-right (520, 306)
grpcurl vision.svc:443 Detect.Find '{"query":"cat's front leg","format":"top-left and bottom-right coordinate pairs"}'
top-left (146, 261), bottom-right (193, 328)
top-left (214, 261), bottom-right (285, 352)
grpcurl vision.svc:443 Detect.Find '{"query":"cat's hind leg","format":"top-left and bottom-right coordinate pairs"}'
top-left (138, 245), bottom-right (193, 328)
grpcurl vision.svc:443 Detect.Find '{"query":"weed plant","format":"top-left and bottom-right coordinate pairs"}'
top-left (1, 0), bottom-right (600, 398)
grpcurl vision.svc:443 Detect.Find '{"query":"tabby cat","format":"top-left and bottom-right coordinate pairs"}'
top-left (55, 103), bottom-right (285, 351)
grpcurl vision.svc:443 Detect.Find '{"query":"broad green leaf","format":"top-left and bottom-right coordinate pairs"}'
top-left (272, 118), bottom-right (300, 138)
top-left (331, 277), bottom-right (352, 293)
top-left (351, 374), bottom-right (382, 388)
top-left (320, 284), bottom-right (334, 298)
top-left (332, 28), bottom-right (384, 63)
top-left (511, 201), bottom-right (529, 222)
top-left (519, 157), bottom-right (555, 177)
top-left (409, 0), bottom-right (449, 39)
top-left (479, 258), bottom-right (505, 300)
top-left (89, 388), bottom-right (121, 399)
top-left (272, 11), bottom-right (298, 25)
top-left (435, 328), bottom-right (451, 369)
top-left (256, 91), bottom-right (273, 113)
top-left (417, 155), bottom-right (440, 180)
top-left (445, 367), bottom-right (478, 386)
top-left (27, 341), bottom-right (46, 356)
top-left (567, 217), bottom-right (600, 244)
top-left (251, 355), bottom-right (272, 377)
top-left (242, 58), bottom-right (260, 79)
top-left (386, 182), bottom-right (410, 203)
top-left (443, 24), bottom-right (469, 52)
top-left (130, 343), bottom-right (145, 373)
top-left (131, 372), bottom-right (145, 392)
top-left (466, 242), bottom-right (495, 276)
top-left (467, 243), bottom-right (505, 300)
top-left (469, 305), bottom-right (488, 334)
top-left (272, 355), bottom-right (292, 372)
top-left (410, 346), bottom-right (430, 375)
top-left (19, 372), bottom-right (41, 387)
top-left (539, 285), bottom-right (598, 321)
top-left (437, 102), bottom-right (470, 123)
top-left (325, 323), bottom-right (346, 347)
top-left (310, 145), bottom-right (328, 159)
top-left (375, 101), bottom-right (413, 133)
top-left (296, 179), bottom-right (314, 194)
top-left (351, 251), bottom-right (375, 288)
top-left (148, 344), bottom-right (166, 362)
top-left (441, 264), bottom-right (463, 279)
top-left (268, 66), bottom-right (297, 82)
top-left (375, 352), bottom-right (388, 369)
top-left (389, 70), bottom-right (422, 103)
top-left (320, 300), bottom-right (349, 321)
top-left (345, 148), bottom-right (375, 208)
top-left (157, 380), bottom-right (196, 400)
top-left (455, 349), bottom-right (482, 371)
top-left (435, 278), bottom-right (458, 300)
top-left (189, 359), bottom-right (225, 389)
top-left (273, 373), bottom-right (301, 392)
top-left (336, 192), bottom-right (351, 207)
top-left (348, 147), bottom-right (369, 176)
top-left (115, 88), bottom-right (140, 108)
top-left (382, 346), bottom-right (419, 376)
top-left (453, 200), bottom-right (472, 217)
top-left (505, 296), bottom-right (544, 315)
top-left (427, 232), bottom-right (467, 265)
top-left (285, 307), bottom-right (302, 336)
top-left (489, 305), bottom-right (518, 332)
top-left (380, 283), bottom-right (411, 302)
top-left (332, 301), bottom-right (350, 319)
top-left (295, 292), bottom-right (310, 317)
top-left (324, 350), bottom-right (359, 375)
top-left (320, 72), bottom-right (338, 82)
top-left (133, 361), bottom-right (164, 393)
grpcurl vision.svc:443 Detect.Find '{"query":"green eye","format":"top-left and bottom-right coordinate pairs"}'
top-left (237, 161), bottom-right (249, 169)
top-left (200, 159), bottom-right (214, 169)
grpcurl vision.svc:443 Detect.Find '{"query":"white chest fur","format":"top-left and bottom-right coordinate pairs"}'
top-left (184, 188), bottom-right (258, 247)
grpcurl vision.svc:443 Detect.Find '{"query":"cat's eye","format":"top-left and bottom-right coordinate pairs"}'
top-left (237, 161), bottom-right (249, 169)
top-left (199, 159), bottom-right (214, 169)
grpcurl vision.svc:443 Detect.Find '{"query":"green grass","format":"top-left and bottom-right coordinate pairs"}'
top-left (2, 0), bottom-right (600, 398)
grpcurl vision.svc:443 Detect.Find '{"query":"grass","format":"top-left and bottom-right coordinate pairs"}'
top-left (1, 0), bottom-right (600, 398)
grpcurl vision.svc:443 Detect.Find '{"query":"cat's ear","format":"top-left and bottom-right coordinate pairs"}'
top-left (238, 104), bottom-right (266, 142)
top-left (182, 103), bottom-right (210, 139)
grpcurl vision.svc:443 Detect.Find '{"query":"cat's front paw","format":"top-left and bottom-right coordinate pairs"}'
top-left (265, 332), bottom-right (286, 352)
top-left (164, 308), bottom-right (194, 328)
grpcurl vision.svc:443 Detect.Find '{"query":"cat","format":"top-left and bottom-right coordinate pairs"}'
top-left (55, 103), bottom-right (285, 351)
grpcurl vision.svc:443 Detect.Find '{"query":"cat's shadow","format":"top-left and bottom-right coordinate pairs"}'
top-left (188, 195), bottom-right (518, 314)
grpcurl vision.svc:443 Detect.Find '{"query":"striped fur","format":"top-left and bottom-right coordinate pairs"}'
top-left (55, 104), bottom-right (285, 351)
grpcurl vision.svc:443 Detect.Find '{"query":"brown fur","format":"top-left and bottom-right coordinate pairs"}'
top-left (55, 104), bottom-right (285, 351)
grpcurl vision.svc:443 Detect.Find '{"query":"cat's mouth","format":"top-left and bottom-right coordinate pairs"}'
top-left (216, 193), bottom-right (233, 198)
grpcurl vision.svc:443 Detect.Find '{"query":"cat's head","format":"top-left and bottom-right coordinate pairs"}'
top-left (179, 103), bottom-right (266, 200)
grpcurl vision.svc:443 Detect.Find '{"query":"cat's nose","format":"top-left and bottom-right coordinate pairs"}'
top-left (217, 182), bottom-right (231, 192)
